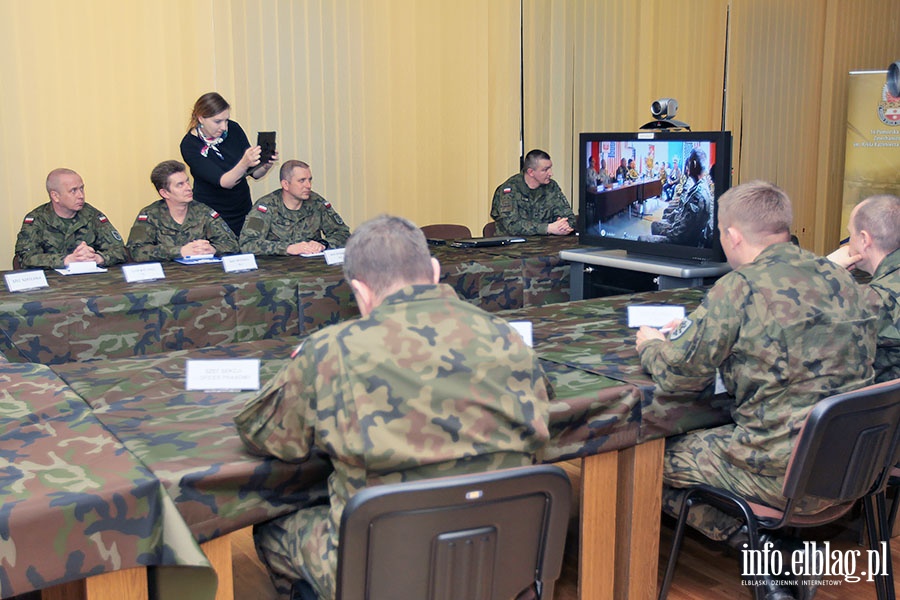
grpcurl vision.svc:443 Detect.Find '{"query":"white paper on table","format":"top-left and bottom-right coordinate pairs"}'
top-left (55, 261), bottom-right (107, 275)
top-left (509, 320), bottom-right (533, 347)
top-left (626, 304), bottom-right (685, 328)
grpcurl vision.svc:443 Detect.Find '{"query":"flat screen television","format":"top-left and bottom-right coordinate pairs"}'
top-left (578, 130), bottom-right (732, 264)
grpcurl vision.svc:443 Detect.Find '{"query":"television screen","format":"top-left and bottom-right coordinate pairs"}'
top-left (578, 130), bottom-right (732, 264)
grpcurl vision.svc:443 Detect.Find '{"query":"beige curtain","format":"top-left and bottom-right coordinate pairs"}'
top-left (0, 0), bottom-right (520, 270)
top-left (524, 0), bottom-right (900, 253)
top-left (2, 0), bottom-right (900, 270)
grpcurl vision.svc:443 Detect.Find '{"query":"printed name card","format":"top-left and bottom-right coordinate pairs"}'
top-left (509, 320), bottom-right (533, 347)
top-left (222, 253), bottom-right (258, 273)
top-left (324, 248), bottom-right (345, 265)
top-left (4, 270), bottom-right (49, 292)
top-left (185, 359), bottom-right (261, 391)
top-left (626, 304), bottom-right (685, 329)
top-left (122, 262), bottom-right (166, 283)
top-left (56, 261), bottom-right (107, 275)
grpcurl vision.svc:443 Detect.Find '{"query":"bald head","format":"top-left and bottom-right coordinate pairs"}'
top-left (46, 168), bottom-right (80, 198)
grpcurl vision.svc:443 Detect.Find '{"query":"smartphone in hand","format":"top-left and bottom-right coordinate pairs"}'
top-left (257, 131), bottom-right (276, 164)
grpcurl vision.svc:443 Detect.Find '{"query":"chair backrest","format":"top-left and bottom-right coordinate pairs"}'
top-left (12, 254), bottom-right (21, 270)
top-left (782, 379), bottom-right (900, 506)
top-left (335, 464), bottom-right (571, 600)
top-left (421, 224), bottom-right (472, 240)
top-left (482, 221), bottom-right (497, 237)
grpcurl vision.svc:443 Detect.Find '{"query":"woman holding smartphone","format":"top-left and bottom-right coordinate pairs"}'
top-left (180, 92), bottom-right (277, 235)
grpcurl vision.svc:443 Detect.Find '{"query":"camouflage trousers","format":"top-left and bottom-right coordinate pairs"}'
top-left (662, 424), bottom-right (831, 542)
top-left (254, 505), bottom-right (337, 600)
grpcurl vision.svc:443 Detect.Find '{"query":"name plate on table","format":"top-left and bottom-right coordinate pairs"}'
top-left (4, 270), bottom-right (49, 292)
top-left (122, 262), bottom-right (166, 283)
top-left (222, 253), bottom-right (258, 273)
top-left (626, 304), bottom-right (685, 329)
top-left (324, 248), bottom-right (345, 265)
top-left (55, 261), bottom-right (107, 275)
top-left (509, 320), bottom-right (533, 347)
top-left (185, 359), bottom-right (261, 391)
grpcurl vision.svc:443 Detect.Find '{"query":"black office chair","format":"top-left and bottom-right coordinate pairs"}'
top-left (658, 379), bottom-right (900, 600)
top-left (335, 464), bottom-right (571, 600)
top-left (421, 224), bottom-right (472, 240)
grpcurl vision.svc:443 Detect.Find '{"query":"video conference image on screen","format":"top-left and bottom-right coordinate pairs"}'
top-left (582, 138), bottom-right (719, 251)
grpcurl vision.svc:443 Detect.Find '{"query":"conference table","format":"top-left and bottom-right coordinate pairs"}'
top-left (584, 179), bottom-right (663, 222)
top-left (0, 237), bottom-right (575, 364)
top-left (1, 284), bottom-right (732, 600)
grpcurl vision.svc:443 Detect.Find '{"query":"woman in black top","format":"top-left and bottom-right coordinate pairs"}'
top-left (180, 92), bottom-right (277, 235)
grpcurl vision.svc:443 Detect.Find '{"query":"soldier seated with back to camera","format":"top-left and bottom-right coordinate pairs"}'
top-left (234, 214), bottom-right (552, 600)
top-left (635, 181), bottom-right (879, 600)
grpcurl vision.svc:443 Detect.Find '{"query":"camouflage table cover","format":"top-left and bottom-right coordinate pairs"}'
top-left (498, 286), bottom-right (733, 443)
top-left (50, 342), bottom-right (333, 545)
top-left (0, 362), bottom-right (210, 599)
top-left (0, 236), bottom-right (575, 364)
top-left (1, 280), bottom-right (733, 599)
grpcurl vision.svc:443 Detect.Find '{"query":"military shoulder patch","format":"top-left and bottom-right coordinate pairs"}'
top-left (323, 201), bottom-right (332, 209)
top-left (23, 216), bottom-right (34, 225)
top-left (257, 205), bottom-right (268, 213)
top-left (669, 317), bottom-right (693, 341)
top-left (137, 214), bottom-right (148, 222)
top-left (112, 231), bottom-right (122, 241)
top-left (98, 215), bottom-right (109, 223)
top-left (502, 187), bottom-right (512, 194)
top-left (210, 210), bottom-right (220, 218)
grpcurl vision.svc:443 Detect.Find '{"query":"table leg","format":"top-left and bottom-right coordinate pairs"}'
top-left (201, 532), bottom-right (236, 600)
top-left (614, 438), bottom-right (664, 600)
top-left (578, 450), bottom-right (619, 599)
top-left (41, 568), bottom-right (148, 600)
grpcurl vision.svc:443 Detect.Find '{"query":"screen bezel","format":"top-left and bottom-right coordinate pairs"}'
top-left (578, 130), bottom-right (732, 264)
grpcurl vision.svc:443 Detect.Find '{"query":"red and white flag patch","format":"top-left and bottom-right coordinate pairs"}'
top-left (137, 214), bottom-right (148, 222)
top-left (502, 187), bottom-right (512, 194)
top-left (257, 205), bottom-right (268, 213)
top-left (23, 216), bottom-right (34, 225)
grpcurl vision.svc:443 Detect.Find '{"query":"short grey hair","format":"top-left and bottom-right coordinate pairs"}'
top-left (342, 215), bottom-right (434, 297)
top-left (853, 195), bottom-right (900, 253)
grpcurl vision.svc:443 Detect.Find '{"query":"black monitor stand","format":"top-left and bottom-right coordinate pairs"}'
top-left (560, 248), bottom-right (731, 300)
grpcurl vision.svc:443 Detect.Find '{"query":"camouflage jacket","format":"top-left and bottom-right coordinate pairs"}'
top-left (126, 200), bottom-right (239, 262)
top-left (235, 283), bottom-right (552, 569)
top-left (656, 178), bottom-right (712, 247)
top-left (639, 243), bottom-right (878, 476)
top-left (870, 248), bottom-right (900, 383)
top-left (490, 173), bottom-right (576, 236)
top-left (239, 190), bottom-right (350, 255)
top-left (14, 202), bottom-right (126, 269)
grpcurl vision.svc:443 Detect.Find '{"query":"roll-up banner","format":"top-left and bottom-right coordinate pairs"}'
top-left (841, 64), bottom-right (900, 234)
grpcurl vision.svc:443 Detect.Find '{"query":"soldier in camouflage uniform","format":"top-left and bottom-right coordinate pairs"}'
top-left (235, 215), bottom-right (552, 600)
top-left (14, 168), bottom-right (126, 269)
top-left (490, 149), bottom-right (576, 236)
top-left (828, 194), bottom-right (900, 383)
top-left (648, 148), bottom-right (713, 247)
top-left (635, 181), bottom-right (878, 550)
top-left (239, 160), bottom-right (350, 256)
top-left (126, 160), bottom-right (239, 262)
